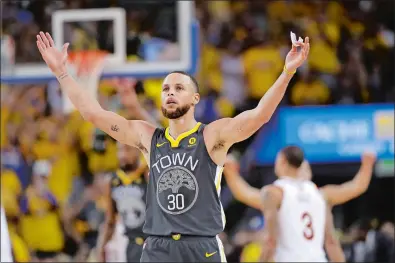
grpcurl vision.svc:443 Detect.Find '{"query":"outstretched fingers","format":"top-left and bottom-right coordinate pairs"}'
top-left (37, 31), bottom-right (58, 55)
top-left (46, 32), bottom-right (55, 47)
top-left (39, 32), bottom-right (50, 48)
top-left (300, 37), bottom-right (310, 59)
top-left (305, 37), bottom-right (310, 57)
top-left (36, 40), bottom-right (45, 54)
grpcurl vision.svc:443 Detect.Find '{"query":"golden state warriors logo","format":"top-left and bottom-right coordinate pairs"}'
top-left (374, 110), bottom-right (394, 140)
top-left (117, 197), bottom-right (146, 228)
top-left (156, 166), bottom-right (199, 215)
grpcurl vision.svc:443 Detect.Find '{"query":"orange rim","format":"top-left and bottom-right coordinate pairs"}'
top-left (67, 50), bottom-right (108, 75)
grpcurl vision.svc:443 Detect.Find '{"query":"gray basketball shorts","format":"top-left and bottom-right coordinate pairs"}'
top-left (140, 234), bottom-right (226, 262)
top-left (126, 237), bottom-right (145, 262)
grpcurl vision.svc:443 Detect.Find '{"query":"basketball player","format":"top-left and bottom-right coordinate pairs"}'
top-left (1, 206), bottom-right (14, 263)
top-left (36, 31), bottom-right (309, 262)
top-left (224, 149), bottom-right (376, 262)
top-left (96, 143), bottom-right (148, 262)
top-left (263, 147), bottom-right (375, 262)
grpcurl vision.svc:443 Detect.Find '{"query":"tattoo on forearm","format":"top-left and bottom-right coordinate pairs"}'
top-left (111, 125), bottom-right (119, 132)
top-left (57, 73), bottom-right (69, 80)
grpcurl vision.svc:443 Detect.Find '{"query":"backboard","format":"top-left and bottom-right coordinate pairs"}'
top-left (1, 1), bottom-right (198, 84)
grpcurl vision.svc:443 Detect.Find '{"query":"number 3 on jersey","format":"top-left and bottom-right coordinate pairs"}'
top-left (301, 212), bottom-right (315, 240)
top-left (168, 194), bottom-right (185, 210)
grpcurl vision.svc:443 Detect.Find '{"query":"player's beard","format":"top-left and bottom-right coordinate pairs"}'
top-left (161, 103), bottom-right (192, 119)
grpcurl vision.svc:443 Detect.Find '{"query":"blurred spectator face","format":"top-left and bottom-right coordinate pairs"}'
top-left (117, 143), bottom-right (140, 171)
top-left (227, 39), bottom-right (241, 56)
top-left (161, 73), bottom-right (199, 119)
top-left (340, 77), bottom-right (352, 90)
top-left (254, 29), bottom-right (266, 44)
top-left (350, 220), bottom-right (371, 241)
top-left (28, 86), bottom-right (46, 116)
top-left (380, 222), bottom-right (395, 239)
top-left (5, 123), bottom-right (18, 146)
top-left (305, 71), bottom-right (317, 84)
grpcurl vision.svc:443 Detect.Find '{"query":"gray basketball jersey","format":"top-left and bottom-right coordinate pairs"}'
top-left (111, 169), bottom-right (147, 238)
top-left (143, 122), bottom-right (226, 236)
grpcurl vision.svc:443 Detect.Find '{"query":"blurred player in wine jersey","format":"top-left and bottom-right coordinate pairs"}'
top-left (224, 147), bottom-right (376, 262)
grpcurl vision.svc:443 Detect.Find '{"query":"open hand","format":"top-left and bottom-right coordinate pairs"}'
top-left (362, 151), bottom-right (377, 166)
top-left (285, 37), bottom-right (310, 72)
top-left (36, 31), bottom-right (69, 76)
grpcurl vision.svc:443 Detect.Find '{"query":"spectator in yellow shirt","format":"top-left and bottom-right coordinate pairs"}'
top-left (31, 118), bottom-right (76, 205)
top-left (242, 32), bottom-right (283, 105)
top-left (306, 15), bottom-right (341, 89)
top-left (1, 168), bottom-right (22, 229)
top-left (19, 160), bottom-right (64, 262)
top-left (291, 70), bottom-right (331, 106)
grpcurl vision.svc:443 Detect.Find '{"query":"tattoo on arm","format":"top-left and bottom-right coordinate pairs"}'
top-left (111, 124), bottom-right (119, 132)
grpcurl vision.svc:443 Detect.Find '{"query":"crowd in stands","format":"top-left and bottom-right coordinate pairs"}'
top-left (1, 0), bottom-right (394, 262)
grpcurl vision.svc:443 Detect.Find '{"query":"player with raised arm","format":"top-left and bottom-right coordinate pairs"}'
top-left (36, 31), bottom-right (309, 262)
top-left (224, 150), bottom-right (376, 262)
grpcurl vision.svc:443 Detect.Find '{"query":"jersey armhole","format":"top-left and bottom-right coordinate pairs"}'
top-left (199, 124), bottom-right (223, 168)
top-left (318, 187), bottom-right (329, 203)
top-left (273, 185), bottom-right (284, 209)
top-left (270, 183), bottom-right (285, 210)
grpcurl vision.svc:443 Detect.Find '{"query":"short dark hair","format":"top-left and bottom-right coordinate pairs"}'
top-left (281, 145), bottom-right (304, 168)
top-left (169, 71), bottom-right (199, 93)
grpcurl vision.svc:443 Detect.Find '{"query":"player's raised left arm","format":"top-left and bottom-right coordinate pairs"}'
top-left (259, 185), bottom-right (283, 262)
top-left (216, 37), bottom-right (310, 146)
top-left (321, 151), bottom-right (376, 206)
top-left (223, 155), bottom-right (262, 210)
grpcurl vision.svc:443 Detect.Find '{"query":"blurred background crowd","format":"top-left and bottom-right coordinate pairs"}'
top-left (1, 0), bottom-right (394, 262)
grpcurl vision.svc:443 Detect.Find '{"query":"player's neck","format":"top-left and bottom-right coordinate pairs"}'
top-left (168, 115), bottom-right (198, 138)
top-left (279, 168), bottom-right (299, 179)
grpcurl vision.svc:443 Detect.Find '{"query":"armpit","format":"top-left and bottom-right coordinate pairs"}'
top-left (136, 142), bottom-right (148, 154)
top-left (211, 139), bottom-right (225, 152)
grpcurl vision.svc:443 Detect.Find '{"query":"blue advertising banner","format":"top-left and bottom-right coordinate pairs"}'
top-left (254, 104), bottom-right (394, 165)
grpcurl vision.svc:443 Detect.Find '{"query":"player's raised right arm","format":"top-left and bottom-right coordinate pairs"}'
top-left (36, 32), bottom-right (155, 148)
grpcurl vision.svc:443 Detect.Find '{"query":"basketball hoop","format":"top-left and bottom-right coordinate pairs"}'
top-left (68, 50), bottom-right (108, 78)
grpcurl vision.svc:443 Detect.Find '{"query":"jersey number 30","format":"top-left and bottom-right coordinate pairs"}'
top-left (168, 194), bottom-right (185, 210)
top-left (301, 212), bottom-right (314, 240)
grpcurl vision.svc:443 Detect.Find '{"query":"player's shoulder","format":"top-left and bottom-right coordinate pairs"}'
top-left (201, 118), bottom-right (229, 138)
top-left (130, 120), bottom-right (158, 141)
top-left (303, 180), bottom-right (320, 191)
top-left (205, 118), bottom-right (231, 131)
top-left (260, 184), bottom-right (284, 202)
